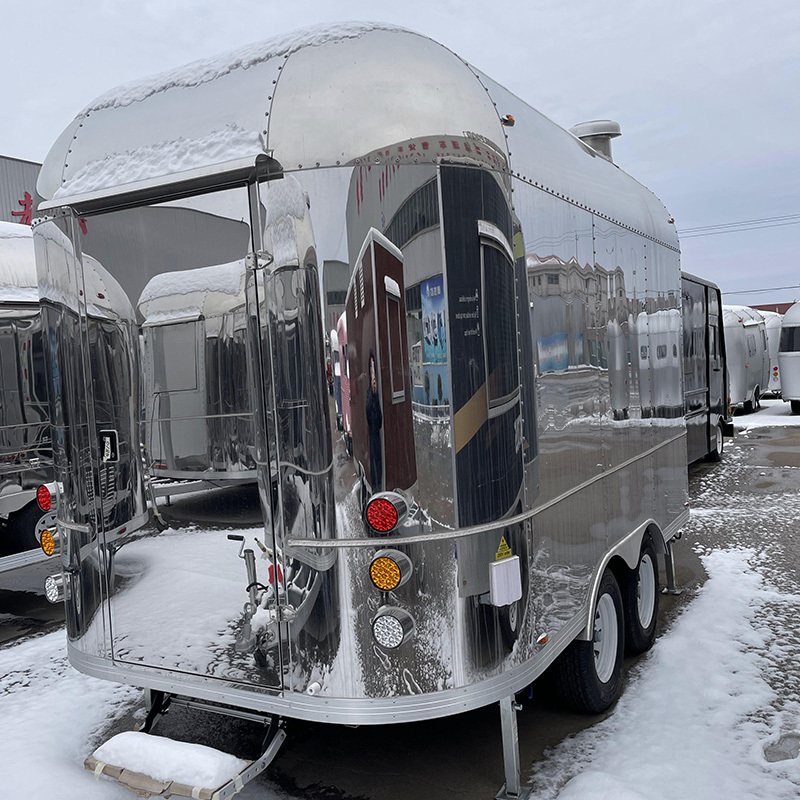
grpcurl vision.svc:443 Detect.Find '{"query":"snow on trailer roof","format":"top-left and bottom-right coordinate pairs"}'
top-left (0, 221), bottom-right (38, 303)
top-left (38, 24), bottom-right (677, 249)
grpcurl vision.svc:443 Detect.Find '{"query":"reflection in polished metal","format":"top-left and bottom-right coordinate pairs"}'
top-left (723, 305), bottom-right (769, 412)
top-left (34, 23), bottom-right (689, 795)
top-left (0, 222), bottom-right (54, 557)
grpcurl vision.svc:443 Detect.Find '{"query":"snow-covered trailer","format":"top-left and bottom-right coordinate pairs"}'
top-left (138, 259), bottom-right (257, 484)
top-left (34, 24), bottom-right (688, 797)
top-left (723, 305), bottom-right (769, 413)
top-left (0, 221), bottom-right (54, 558)
top-left (778, 301), bottom-right (800, 412)
top-left (759, 309), bottom-right (782, 396)
top-left (680, 272), bottom-right (730, 463)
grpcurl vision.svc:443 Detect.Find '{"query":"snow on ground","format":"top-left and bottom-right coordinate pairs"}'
top-left (0, 630), bottom-right (140, 799)
top-left (735, 397), bottom-right (800, 429)
top-left (528, 548), bottom-right (800, 799)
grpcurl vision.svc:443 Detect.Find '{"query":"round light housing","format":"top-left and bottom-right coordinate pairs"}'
top-left (36, 485), bottom-right (52, 512)
top-left (366, 498), bottom-right (398, 532)
top-left (371, 606), bottom-right (415, 650)
top-left (44, 573), bottom-right (65, 604)
top-left (41, 529), bottom-right (56, 557)
top-left (369, 549), bottom-right (413, 592)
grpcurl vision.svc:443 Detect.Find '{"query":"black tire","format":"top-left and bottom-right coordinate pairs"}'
top-left (9, 500), bottom-right (45, 552)
top-left (743, 395), bottom-right (755, 414)
top-left (754, 387), bottom-right (762, 409)
top-left (555, 569), bottom-right (624, 713)
top-left (622, 537), bottom-right (660, 655)
top-left (791, 400), bottom-right (800, 415)
top-left (706, 423), bottom-right (723, 463)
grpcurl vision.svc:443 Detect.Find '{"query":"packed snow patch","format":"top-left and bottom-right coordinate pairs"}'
top-left (529, 548), bottom-right (800, 800)
top-left (54, 125), bottom-right (263, 198)
top-left (93, 731), bottom-right (248, 789)
top-left (735, 398), bottom-right (800, 429)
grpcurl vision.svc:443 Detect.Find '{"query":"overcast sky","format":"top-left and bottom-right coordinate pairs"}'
top-left (2, 0), bottom-right (797, 305)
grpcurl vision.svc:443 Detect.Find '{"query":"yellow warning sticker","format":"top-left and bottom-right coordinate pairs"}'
top-left (495, 536), bottom-right (512, 561)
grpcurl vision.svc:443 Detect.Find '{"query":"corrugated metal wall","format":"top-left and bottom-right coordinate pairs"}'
top-left (0, 156), bottom-right (41, 226)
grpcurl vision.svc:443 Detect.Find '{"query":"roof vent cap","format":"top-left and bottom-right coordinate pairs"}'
top-left (569, 120), bottom-right (622, 162)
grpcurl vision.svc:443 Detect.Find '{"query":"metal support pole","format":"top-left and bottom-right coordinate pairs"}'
top-left (662, 538), bottom-right (682, 595)
top-left (495, 696), bottom-right (532, 800)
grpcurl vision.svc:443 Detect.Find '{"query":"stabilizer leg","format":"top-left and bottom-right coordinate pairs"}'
top-left (495, 696), bottom-right (532, 800)
top-left (662, 537), bottom-right (682, 596)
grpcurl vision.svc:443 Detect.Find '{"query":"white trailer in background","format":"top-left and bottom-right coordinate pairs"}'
top-left (759, 310), bottom-right (783, 396)
top-left (778, 302), bottom-right (800, 412)
top-left (723, 305), bottom-right (769, 413)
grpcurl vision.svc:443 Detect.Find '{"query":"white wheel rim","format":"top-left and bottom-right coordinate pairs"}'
top-left (508, 600), bottom-right (518, 632)
top-left (716, 425), bottom-right (723, 454)
top-left (637, 553), bottom-right (656, 629)
top-left (593, 592), bottom-right (618, 684)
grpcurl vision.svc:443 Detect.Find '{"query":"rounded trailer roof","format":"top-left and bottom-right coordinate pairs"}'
top-left (782, 301), bottom-right (800, 326)
top-left (39, 22), bottom-right (677, 248)
top-left (723, 305), bottom-right (766, 326)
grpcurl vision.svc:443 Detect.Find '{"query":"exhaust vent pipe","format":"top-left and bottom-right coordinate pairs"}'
top-left (569, 120), bottom-right (622, 162)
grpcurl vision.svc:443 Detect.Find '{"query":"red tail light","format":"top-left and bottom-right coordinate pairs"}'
top-left (366, 497), bottom-right (399, 533)
top-left (37, 485), bottom-right (52, 511)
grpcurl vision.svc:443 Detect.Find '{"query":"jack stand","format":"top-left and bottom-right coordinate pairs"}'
top-left (662, 537), bottom-right (682, 595)
top-left (495, 696), bottom-right (532, 800)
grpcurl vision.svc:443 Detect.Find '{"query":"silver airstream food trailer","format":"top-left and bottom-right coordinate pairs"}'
top-left (723, 305), bottom-right (769, 413)
top-left (34, 24), bottom-right (688, 798)
top-left (759, 309), bottom-right (782, 396)
top-left (0, 221), bottom-right (54, 559)
top-left (778, 301), bottom-right (800, 412)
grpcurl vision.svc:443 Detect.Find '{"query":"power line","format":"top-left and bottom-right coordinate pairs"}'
top-left (681, 218), bottom-right (800, 239)
top-left (680, 212), bottom-right (800, 233)
top-left (722, 284), bottom-right (800, 295)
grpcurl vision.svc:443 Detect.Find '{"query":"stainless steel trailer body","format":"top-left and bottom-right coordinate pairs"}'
top-left (681, 272), bottom-right (729, 463)
top-left (779, 301), bottom-right (800, 412)
top-left (723, 305), bottom-right (769, 413)
top-left (0, 220), bottom-right (53, 555)
top-left (34, 23), bottom-right (687, 794)
top-left (760, 309), bottom-right (783, 396)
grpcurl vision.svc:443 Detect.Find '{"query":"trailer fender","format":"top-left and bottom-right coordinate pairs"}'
top-left (576, 520), bottom-right (665, 641)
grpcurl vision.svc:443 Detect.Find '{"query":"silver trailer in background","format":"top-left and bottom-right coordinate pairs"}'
top-left (778, 301), bottom-right (800, 412)
top-left (33, 24), bottom-right (688, 797)
top-left (723, 305), bottom-right (769, 413)
top-left (0, 221), bottom-right (53, 557)
top-left (681, 272), bottom-right (730, 463)
top-left (760, 309), bottom-right (783, 396)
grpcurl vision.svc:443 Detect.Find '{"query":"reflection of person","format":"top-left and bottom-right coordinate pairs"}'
top-left (365, 351), bottom-right (383, 491)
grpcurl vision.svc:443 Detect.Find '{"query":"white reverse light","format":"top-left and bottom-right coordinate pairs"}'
top-left (371, 606), bottom-right (415, 650)
top-left (44, 573), bottom-right (65, 604)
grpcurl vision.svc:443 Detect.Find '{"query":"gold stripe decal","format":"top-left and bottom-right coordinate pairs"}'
top-left (454, 382), bottom-right (488, 452)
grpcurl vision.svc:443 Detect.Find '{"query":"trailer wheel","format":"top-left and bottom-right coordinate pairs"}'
top-left (622, 536), bottom-right (660, 654)
top-left (706, 423), bottom-right (724, 463)
top-left (9, 500), bottom-right (45, 553)
top-left (555, 569), bottom-right (624, 713)
top-left (792, 400), bottom-right (800, 414)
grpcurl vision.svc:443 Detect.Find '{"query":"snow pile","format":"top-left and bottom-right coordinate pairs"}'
top-left (138, 260), bottom-right (246, 304)
top-left (735, 398), bottom-right (800, 429)
top-left (83, 23), bottom-right (407, 113)
top-left (0, 631), bottom-right (139, 799)
top-left (93, 731), bottom-right (247, 789)
top-left (54, 125), bottom-right (263, 198)
top-left (529, 548), bottom-right (800, 800)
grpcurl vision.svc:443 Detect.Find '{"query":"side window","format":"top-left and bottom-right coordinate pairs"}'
top-left (480, 222), bottom-right (519, 412)
top-left (640, 345), bottom-right (649, 360)
top-left (747, 333), bottom-right (756, 358)
top-left (656, 344), bottom-right (667, 360)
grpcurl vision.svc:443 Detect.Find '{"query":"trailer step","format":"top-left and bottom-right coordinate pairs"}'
top-left (85, 728), bottom-right (285, 799)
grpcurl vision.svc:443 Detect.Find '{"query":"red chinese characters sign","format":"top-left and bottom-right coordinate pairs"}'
top-left (12, 191), bottom-right (33, 225)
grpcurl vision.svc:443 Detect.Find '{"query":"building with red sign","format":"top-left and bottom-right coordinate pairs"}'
top-left (0, 155), bottom-right (41, 226)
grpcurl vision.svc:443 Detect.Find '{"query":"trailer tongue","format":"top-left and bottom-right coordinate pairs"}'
top-left (85, 727), bottom-right (285, 799)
